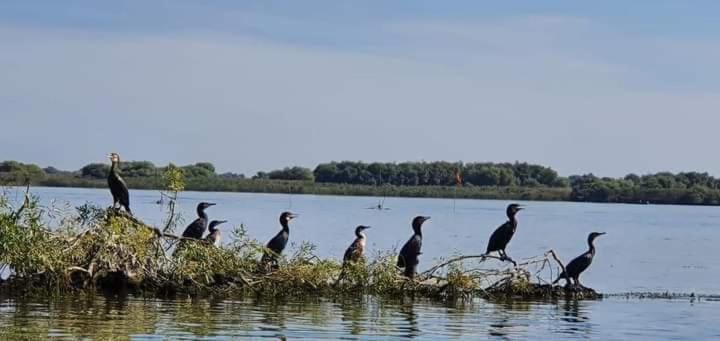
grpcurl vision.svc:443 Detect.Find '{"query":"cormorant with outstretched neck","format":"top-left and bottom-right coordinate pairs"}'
top-left (181, 202), bottom-right (216, 239)
top-left (260, 212), bottom-right (298, 269)
top-left (204, 220), bottom-right (227, 247)
top-left (397, 216), bottom-right (431, 278)
top-left (343, 225), bottom-right (371, 264)
top-left (107, 153), bottom-right (131, 214)
top-left (484, 203), bottom-right (524, 263)
top-left (554, 232), bottom-right (606, 288)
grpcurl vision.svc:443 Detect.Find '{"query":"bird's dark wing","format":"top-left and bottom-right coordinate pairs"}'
top-left (108, 175), bottom-right (131, 212)
top-left (565, 252), bottom-right (593, 278)
top-left (108, 175), bottom-right (123, 199)
top-left (486, 221), bottom-right (512, 254)
top-left (117, 177), bottom-right (130, 211)
top-left (344, 239), bottom-right (361, 262)
top-left (397, 235), bottom-right (421, 267)
top-left (266, 230), bottom-right (289, 255)
top-left (182, 218), bottom-right (206, 239)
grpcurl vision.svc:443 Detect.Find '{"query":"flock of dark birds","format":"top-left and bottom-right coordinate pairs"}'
top-left (107, 153), bottom-right (605, 287)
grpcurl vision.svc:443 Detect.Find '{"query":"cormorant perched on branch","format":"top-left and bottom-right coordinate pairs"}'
top-left (204, 220), bottom-right (227, 247)
top-left (554, 232), bottom-right (606, 288)
top-left (343, 225), bottom-right (371, 264)
top-left (397, 216), bottom-right (430, 278)
top-left (260, 212), bottom-right (298, 269)
top-left (181, 202), bottom-right (216, 239)
top-left (484, 203), bottom-right (524, 264)
top-left (107, 153), bottom-right (131, 214)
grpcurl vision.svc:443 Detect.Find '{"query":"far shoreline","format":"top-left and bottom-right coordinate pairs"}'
top-left (9, 179), bottom-right (718, 207)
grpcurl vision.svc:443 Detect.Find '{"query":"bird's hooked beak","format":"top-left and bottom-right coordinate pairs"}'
top-left (217, 220), bottom-right (228, 225)
top-left (598, 232), bottom-right (606, 236)
top-left (517, 205), bottom-right (525, 211)
top-left (423, 216), bottom-right (431, 222)
top-left (288, 213), bottom-right (299, 220)
top-left (362, 225), bottom-right (372, 230)
top-left (207, 203), bottom-right (216, 207)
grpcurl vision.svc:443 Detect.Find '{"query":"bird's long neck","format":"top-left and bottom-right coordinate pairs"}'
top-left (197, 207), bottom-right (207, 220)
top-left (356, 230), bottom-right (366, 239)
top-left (507, 213), bottom-right (518, 227)
top-left (588, 238), bottom-right (596, 256)
top-left (208, 225), bottom-right (216, 233)
top-left (281, 220), bottom-right (290, 233)
top-left (413, 225), bottom-right (422, 237)
top-left (110, 160), bottom-right (119, 174)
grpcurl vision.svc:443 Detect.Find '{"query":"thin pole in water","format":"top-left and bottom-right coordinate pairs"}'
top-left (453, 168), bottom-right (462, 213)
top-left (288, 184), bottom-right (292, 209)
top-left (453, 186), bottom-right (457, 213)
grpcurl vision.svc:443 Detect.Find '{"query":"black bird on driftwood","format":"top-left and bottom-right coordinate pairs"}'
top-left (181, 202), bottom-right (216, 239)
top-left (397, 216), bottom-right (431, 279)
top-left (107, 152), bottom-right (131, 215)
top-left (554, 232), bottom-right (606, 288)
top-left (343, 225), bottom-right (371, 264)
top-left (204, 220), bottom-right (227, 247)
top-left (260, 212), bottom-right (298, 270)
top-left (484, 203), bottom-right (524, 265)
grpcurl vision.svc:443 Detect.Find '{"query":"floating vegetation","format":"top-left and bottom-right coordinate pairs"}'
top-left (0, 186), bottom-right (599, 301)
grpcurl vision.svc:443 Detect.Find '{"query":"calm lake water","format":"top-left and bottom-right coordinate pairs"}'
top-left (1, 186), bottom-right (719, 339)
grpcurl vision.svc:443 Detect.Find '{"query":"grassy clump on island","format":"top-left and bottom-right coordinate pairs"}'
top-left (0, 170), bottom-right (598, 301)
top-left (3, 159), bottom-right (720, 205)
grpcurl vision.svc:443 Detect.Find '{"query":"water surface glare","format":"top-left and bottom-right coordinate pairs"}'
top-left (2, 187), bottom-right (719, 339)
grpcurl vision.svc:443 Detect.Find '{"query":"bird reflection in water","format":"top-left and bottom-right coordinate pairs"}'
top-left (487, 301), bottom-right (531, 340)
top-left (399, 303), bottom-right (420, 338)
top-left (339, 298), bottom-right (366, 335)
top-left (255, 298), bottom-right (287, 338)
top-left (558, 299), bottom-right (592, 336)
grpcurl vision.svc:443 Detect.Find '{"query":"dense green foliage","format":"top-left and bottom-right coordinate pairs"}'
top-left (254, 166), bottom-right (314, 181)
top-left (79, 161), bottom-right (215, 179)
top-left (0, 161), bottom-right (46, 183)
top-left (2, 159), bottom-right (720, 205)
top-left (570, 172), bottom-right (720, 205)
top-left (313, 161), bottom-right (566, 187)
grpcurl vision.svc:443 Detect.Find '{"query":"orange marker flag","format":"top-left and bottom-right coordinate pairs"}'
top-left (454, 169), bottom-right (463, 186)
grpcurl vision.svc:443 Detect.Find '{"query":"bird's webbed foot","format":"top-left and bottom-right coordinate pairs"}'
top-left (500, 253), bottom-right (517, 266)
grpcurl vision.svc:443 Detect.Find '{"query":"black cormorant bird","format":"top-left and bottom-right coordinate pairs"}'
top-left (343, 225), bottom-right (371, 264)
top-left (181, 202), bottom-right (216, 239)
top-left (397, 216), bottom-right (431, 278)
top-left (484, 203), bottom-right (524, 264)
top-left (107, 153), bottom-right (131, 214)
top-left (204, 220), bottom-right (227, 247)
top-left (553, 232), bottom-right (606, 288)
top-left (260, 212), bottom-right (298, 269)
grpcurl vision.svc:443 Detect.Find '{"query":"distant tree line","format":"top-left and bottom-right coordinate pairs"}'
top-left (569, 172), bottom-right (720, 205)
top-left (0, 161), bottom-right (46, 183)
top-left (78, 161), bottom-right (221, 179)
top-left (313, 161), bottom-right (566, 187)
top-left (253, 167), bottom-right (314, 181)
top-left (3, 158), bottom-right (720, 205)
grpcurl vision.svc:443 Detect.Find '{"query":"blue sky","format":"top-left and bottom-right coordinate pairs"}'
top-left (2, 1), bottom-right (720, 176)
